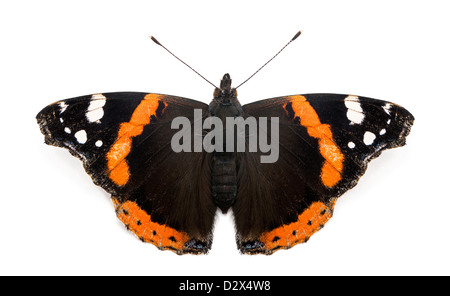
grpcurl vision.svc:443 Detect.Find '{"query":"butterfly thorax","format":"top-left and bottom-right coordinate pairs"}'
top-left (209, 74), bottom-right (243, 213)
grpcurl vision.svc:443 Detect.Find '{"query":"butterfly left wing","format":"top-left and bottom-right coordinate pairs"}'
top-left (37, 92), bottom-right (216, 254)
top-left (234, 93), bottom-right (414, 254)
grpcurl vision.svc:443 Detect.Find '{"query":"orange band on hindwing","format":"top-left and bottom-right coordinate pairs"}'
top-left (259, 199), bottom-right (337, 252)
top-left (112, 199), bottom-right (191, 252)
top-left (106, 94), bottom-right (167, 186)
top-left (284, 95), bottom-right (344, 187)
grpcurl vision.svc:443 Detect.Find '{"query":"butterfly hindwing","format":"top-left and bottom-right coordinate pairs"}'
top-left (235, 94), bottom-right (414, 254)
top-left (37, 92), bottom-right (217, 254)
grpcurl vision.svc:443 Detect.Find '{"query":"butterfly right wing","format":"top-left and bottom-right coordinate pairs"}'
top-left (37, 92), bottom-right (216, 254)
top-left (235, 94), bottom-right (414, 254)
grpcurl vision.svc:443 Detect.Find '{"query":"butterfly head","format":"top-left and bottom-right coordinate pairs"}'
top-left (213, 73), bottom-right (238, 103)
top-left (209, 73), bottom-right (243, 117)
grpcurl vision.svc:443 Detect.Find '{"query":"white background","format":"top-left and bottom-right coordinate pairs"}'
top-left (1, 0), bottom-right (449, 276)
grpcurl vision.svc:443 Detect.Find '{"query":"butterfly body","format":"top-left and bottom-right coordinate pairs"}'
top-left (208, 74), bottom-right (243, 213)
top-left (37, 73), bottom-right (414, 255)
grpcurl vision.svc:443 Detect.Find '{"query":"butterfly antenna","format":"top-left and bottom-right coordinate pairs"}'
top-left (235, 30), bottom-right (302, 89)
top-left (150, 35), bottom-right (219, 89)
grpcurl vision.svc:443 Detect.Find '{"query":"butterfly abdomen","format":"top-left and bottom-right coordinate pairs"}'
top-left (211, 152), bottom-right (237, 213)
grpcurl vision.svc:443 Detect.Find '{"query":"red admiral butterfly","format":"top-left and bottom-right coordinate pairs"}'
top-left (36, 31), bottom-right (414, 254)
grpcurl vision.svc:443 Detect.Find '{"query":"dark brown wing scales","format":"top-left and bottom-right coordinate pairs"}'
top-left (237, 94), bottom-right (413, 254)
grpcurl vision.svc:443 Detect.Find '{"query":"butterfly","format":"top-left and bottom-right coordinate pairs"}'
top-left (36, 32), bottom-right (414, 255)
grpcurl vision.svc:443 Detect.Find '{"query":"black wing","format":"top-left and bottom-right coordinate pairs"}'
top-left (234, 93), bottom-right (414, 254)
top-left (37, 92), bottom-right (216, 254)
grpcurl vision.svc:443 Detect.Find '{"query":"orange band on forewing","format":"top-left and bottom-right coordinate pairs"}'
top-left (290, 96), bottom-right (321, 127)
top-left (106, 94), bottom-right (166, 186)
top-left (287, 95), bottom-right (344, 187)
top-left (260, 200), bottom-right (336, 251)
top-left (113, 200), bottom-right (190, 251)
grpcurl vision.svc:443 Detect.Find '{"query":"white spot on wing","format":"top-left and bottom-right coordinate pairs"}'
top-left (348, 141), bottom-right (355, 149)
top-left (382, 103), bottom-right (392, 115)
top-left (59, 102), bottom-right (68, 113)
top-left (95, 140), bottom-right (103, 147)
top-left (379, 129), bottom-right (386, 135)
top-left (64, 127), bottom-right (71, 134)
top-left (86, 94), bottom-right (106, 123)
top-left (344, 95), bottom-right (364, 124)
top-left (75, 130), bottom-right (87, 144)
top-left (363, 131), bottom-right (376, 145)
